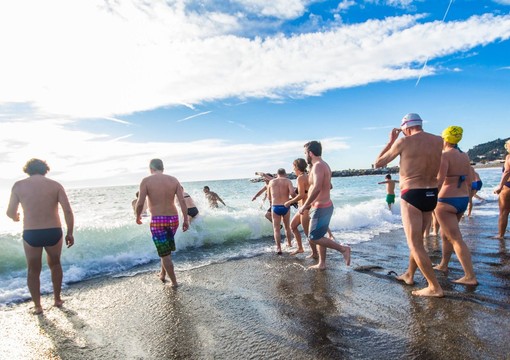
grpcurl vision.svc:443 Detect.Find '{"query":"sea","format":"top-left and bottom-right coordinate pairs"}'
top-left (0, 167), bottom-right (503, 306)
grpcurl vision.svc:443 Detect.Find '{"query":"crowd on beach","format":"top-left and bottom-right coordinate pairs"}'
top-left (5, 113), bottom-right (510, 313)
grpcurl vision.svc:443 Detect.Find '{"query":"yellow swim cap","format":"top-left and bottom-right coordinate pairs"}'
top-left (441, 126), bottom-right (463, 144)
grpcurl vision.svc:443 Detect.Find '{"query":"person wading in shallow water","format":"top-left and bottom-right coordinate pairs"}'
top-left (494, 139), bottom-right (510, 239)
top-left (6, 158), bottom-right (75, 314)
top-left (299, 141), bottom-right (351, 270)
top-left (136, 159), bottom-right (188, 288)
top-left (375, 113), bottom-right (444, 297)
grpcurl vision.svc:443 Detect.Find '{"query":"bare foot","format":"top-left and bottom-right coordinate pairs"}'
top-left (286, 242), bottom-right (292, 247)
top-left (306, 253), bottom-right (319, 259)
top-left (341, 245), bottom-right (351, 266)
top-left (158, 272), bottom-right (166, 283)
top-left (54, 299), bottom-right (65, 308)
top-left (308, 264), bottom-right (326, 270)
top-left (290, 249), bottom-right (304, 256)
top-left (433, 264), bottom-right (448, 272)
top-left (412, 287), bottom-right (444, 297)
top-left (276, 251), bottom-right (283, 255)
top-left (453, 276), bottom-right (478, 286)
top-left (31, 306), bottom-right (43, 315)
top-left (492, 235), bottom-right (505, 240)
top-left (169, 283), bottom-right (179, 289)
top-left (396, 273), bottom-right (414, 285)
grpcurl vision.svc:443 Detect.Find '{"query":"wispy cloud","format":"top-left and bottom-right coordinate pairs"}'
top-left (0, 117), bottom-right (350, 187)
top-left (0, 1), bottom-right (509, 118)
top-left (176, 111), bottom-right (212, 122)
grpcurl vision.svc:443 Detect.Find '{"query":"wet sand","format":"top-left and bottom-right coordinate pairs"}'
top-left (1, 215), bottom-right (509, 359)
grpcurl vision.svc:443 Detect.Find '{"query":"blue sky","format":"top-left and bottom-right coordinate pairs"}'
top-left (0, 0), bottom-right (509, 189)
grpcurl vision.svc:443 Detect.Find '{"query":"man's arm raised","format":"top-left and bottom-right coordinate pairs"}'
top-left (375, 128), bottom-right (403, 168)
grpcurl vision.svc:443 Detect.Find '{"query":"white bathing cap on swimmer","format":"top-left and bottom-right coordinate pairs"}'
top-left (400, 113), bottom-right (423, 129)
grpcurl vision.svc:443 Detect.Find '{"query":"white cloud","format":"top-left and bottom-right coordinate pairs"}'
top-left (0, 117), bottom-right (349, 187)
top-left (231, 0), bottom-right (310, 19)
top-left (1, 1), bottom-right (509, 120)
top-left (493, 0), bottom-right (510, 5)
top-left (336, 0), bottom-right (356, 12)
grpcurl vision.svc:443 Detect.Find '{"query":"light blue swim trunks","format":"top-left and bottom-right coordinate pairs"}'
top-left (309, 204), bottom-right (334, 240)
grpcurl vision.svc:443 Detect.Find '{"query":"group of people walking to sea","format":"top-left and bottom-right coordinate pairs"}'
top-left (6, 113), bottom-right (510, 313)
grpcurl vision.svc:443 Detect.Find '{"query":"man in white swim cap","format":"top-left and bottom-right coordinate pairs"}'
top-left (374, 113), bottom-right (444, 298)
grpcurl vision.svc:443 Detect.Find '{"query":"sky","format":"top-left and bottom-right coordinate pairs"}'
top-left (0, 0), bottom-right (509, 190)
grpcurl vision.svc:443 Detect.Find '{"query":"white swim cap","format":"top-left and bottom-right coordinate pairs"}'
top-left (400, 113), bottom-right (423, 129)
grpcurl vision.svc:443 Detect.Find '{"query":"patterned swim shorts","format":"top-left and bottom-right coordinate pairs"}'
top-left (150, 215), bottom-right (179, 257)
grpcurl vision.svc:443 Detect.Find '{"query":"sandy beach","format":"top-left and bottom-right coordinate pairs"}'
top-left (1, 214), bottom-right (509, 360)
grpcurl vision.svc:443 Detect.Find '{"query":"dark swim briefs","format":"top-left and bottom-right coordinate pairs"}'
top-left (272, 205), bottom-right (289, 216)
top-left (23, 228), bottom-right (63, 247)
top-left (150, 215), bottom-right (178, 257)
top-left (400, 188), bottom-right (438, 212)
top-left (187, 207), bottom-right (199, 218)
top-left (309, 204), bottom-right (334, 241)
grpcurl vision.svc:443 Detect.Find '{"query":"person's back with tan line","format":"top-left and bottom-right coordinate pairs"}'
top-left (142, 173), bottom-right (181, 217)
top-left (267, 168), bottom-right (295, 253)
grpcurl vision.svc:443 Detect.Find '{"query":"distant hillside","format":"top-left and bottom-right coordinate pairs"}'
top-left (467, 138), bottom-right (509, 163)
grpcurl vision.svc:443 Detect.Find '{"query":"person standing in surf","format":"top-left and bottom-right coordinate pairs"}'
top-left (433, 126), bottom-right (477, 285)
top-left (6, 158), bottom-right (75, 314)
top-left (136, 159), bottom-right (188, 287)
top-left (267, 168), bottom-right (295, 254)
top-left (378, 174), bottom-right (399, 210)
top-left (375, 113), bottom-right (444, 297)
top-left (494, 139), bottom-right (510, 239)
top-left (299, 141), bottom-right (351, 269)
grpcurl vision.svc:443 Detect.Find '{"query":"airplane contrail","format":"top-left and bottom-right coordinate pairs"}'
top-left (415, 0), bottom-right (455, 87)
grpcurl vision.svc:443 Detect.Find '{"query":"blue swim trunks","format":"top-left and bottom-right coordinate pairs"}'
top-left (150, 215), bottom-right (178, 257)
top-left (272, 205), bottom-right (289, 216)
top-left (309, 204), bottom-right (334, 240)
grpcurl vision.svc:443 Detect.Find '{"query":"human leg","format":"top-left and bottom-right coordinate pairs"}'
top-left (23, 241), bottom-right (44, 314)
top-left (290, 213), bottom-right (304, 255)
top-left (497, 188), bottom-right (510, 238)
top-left (400, 201), bottom-right (443, 297)
top-left (436, 204), bottom-right (477, 284)
top-left (308, 237), bottom-right (351, 270)
top-left (282, 211), bottom-right (293, 247)
top-left (161, 255), bottom-right (178, 287)
top-left (45, 238), bottom-right (64, 306)
top-left (271, 212), bottom-right (283, 254)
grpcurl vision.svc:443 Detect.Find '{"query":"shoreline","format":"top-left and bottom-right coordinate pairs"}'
top-left (1, 215), bottom-right (509, 359)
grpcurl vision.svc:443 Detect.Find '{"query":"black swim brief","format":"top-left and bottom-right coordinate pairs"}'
top-left (187, 207), bottom-right (199, 218)
top-left (400, 188), bottom-right (438, 212)
top-left (23, 228), bottom-right (63, 247)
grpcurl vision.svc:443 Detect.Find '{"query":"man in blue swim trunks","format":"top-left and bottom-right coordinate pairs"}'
top-left (267, 168), bottom-right (295, 254)
top-left (375, 113), bottom-right (444, 297)
top-left (299, 141), bottom-right (351, 269)
top-left (136, 159), bottom-right (189, 287)
top-left (6, 158), bottom-right (75, 314)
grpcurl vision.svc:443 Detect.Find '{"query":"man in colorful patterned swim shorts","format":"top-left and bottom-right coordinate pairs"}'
top-left (136, 159), bottom-right (189, 287)
top-left (299, 141), bottom-right (351, 270)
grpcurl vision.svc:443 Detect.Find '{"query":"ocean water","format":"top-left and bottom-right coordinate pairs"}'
top-left (0, 168), bottom-right (503, 305)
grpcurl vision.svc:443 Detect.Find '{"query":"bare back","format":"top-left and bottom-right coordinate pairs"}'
top-left (397, 131), bottom-right (443, 190)
top-left (438, 147), bottom-right (472, 198)
top-left (8, 175), bottom-right (70, 230)
top-left (309, 159), bottom-right (332, 207)
top-left (268, 177), bottom-right (294, 205)
top-left (138, 173), bottom-right (181, 216)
